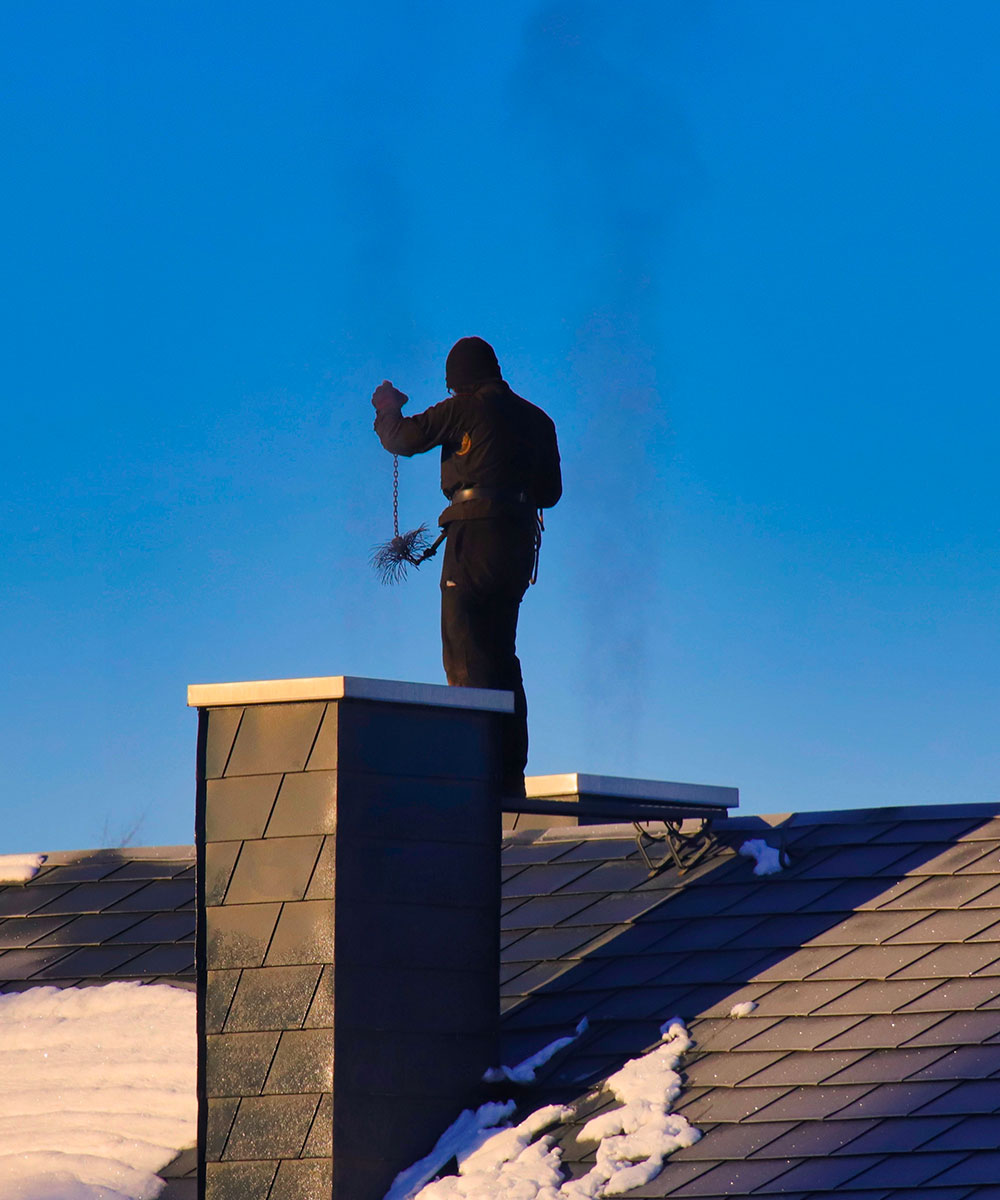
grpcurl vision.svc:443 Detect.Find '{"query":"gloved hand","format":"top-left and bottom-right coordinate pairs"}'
top-left (372, 380), bottom-right (408, 413)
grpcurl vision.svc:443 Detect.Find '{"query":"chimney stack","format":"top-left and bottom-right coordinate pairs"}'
top-left (190, 675), bottom-right (511, 1200)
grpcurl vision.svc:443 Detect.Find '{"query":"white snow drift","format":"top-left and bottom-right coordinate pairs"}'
top-left (0, 982), bottom-right (196, 1200)
top-left (0, 856), bottom-right (46, 884)
top-left (386, 1017), bottom-right (700, 1199)
top-left (738, 838), bottom-right (784, 876)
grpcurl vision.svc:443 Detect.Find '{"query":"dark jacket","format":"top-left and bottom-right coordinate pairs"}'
top-left (374, 380), bottom-right (561, 525)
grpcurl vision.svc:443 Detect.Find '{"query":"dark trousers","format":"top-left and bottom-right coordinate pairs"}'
top-left (439, 517), bottom-right (535, 795)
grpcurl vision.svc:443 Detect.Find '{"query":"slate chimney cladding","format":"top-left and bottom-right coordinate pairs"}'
top-left (191, 676), bottom-right (512, 1200)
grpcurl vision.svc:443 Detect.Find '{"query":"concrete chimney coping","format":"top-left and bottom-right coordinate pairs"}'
top-left (186, 674), bottom-right (515, 712)
top-left (526, 772), bottom-right (739, 809)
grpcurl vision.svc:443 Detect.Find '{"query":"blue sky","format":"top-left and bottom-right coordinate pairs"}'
top-left (3, 1), bottom-right (998, 852)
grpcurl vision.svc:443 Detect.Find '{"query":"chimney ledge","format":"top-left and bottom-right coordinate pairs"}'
top-left (186, 674), bottom-right (515, 712)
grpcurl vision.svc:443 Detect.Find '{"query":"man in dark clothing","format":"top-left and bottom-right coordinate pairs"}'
top-left (372, 336), bottom-right (562, 797)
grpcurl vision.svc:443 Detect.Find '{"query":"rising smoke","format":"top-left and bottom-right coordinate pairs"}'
top-left (511, 1), bottom-right (703, 763)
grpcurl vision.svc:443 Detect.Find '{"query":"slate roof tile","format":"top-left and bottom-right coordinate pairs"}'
top-left (961, 883), bottom-right (1000, 909)
top-left (807, 943), bottom-right (939, 980)
top-left (32, 881), bottom-right (147, 915)
top-left (633, 916), bottom-right (766, 951)
top-left (880, 876), bottom-right (999, 910)
top-left (954, 846), bottom-right (1000, 873)
top-left (804, 845), bottom-right (919, 878)
top-left (737, 1051), bottom-right (872, 1088)
top-left (750, 945), bottom-right (856, 981)
top-left (554, 838), bottom-right (645, 863)
top-left (32, 913), bottom-right (145, 946)
top-left (682, 1051), bottom-right (787, 1088)
top-left (817, 1012), bottom-right (948, 1050)
top-left (554, 860), bottom-right (658, 894)
top-left (826, 1115), bottom-right (961, 1157)
top-left (105, 913), bottom-right (196, 944)
top-left (585, 983), bottom-right (698, 1022)
top-left (32, 944), bottom-right (147, 978)
top-left (499, 957), bottom-right (602, 998)
top-left (814, 979), bottom-right (940, 1015)
top-left (103, 858), bottom-right (193, 880)
top-left (753, 1153), bottom-right (885, 1192)
top-left (914, 1080), bottom-right (1000, 1116)
top-left (884, 910), bottom-right (1000, 944)
top-left (928, 1155), bottom-right (1000, 1187)
top-left (891, 944), bottom-right (1000, 979)
top-left (966, 916), bottom-right (1000, 942)
top-left (501, 924), bottom-right (613, 963)
top-left (734, 1015), bottom-right (865, 1053)
top-left (686, 1017), bottom-right (783, 1054)
top-left (792, 822), bottom-right (899, 849)
top-left (676, 1085), bottom-right (796, 1124)
top-left (104, 879), bottom-right (196, 912)
top-left (655, 950), bottom-right (781, 986)
top-left (502, 861), bottom-right (595, 897)
top-left (903, 1011), bottom-right (1000, 1047)
top-left (931, 1115), bottom-right (1000, 1152)
top-left (668, 1120), bottom-right (797, 1162)
top-left (897, 978), bottom-right (1000, 1012)
top-left (0, 946), bottom-right (75, 979)
top-left (586, 922), bottom-right (683, 958)
top-left (907, 1045), bottom-right (1000, 1081)
top-left (572, 955), bottom-right (674, 992)
top-left (804, 910), bottom-right (925, 947)
top-left (743, 979), bottom-right (859, 1017)
top-left (904, 842), bottom-right (999, 875)
top-left (815, 1081), bottom-right (954, 1119)
top-left (692, 983), bottom-right (783, 1018)
top-left (500, 840), bottom-right (576, 865)
top-left (106, 944), bottom-right (195, 976)
top-left (838, 1152), bottom-right (970, 1191)
top-left (561, 891), bottom-right (670, 927)
top-left (668, 1155), bottom-right (802, 1195)
top-left (500, 894), bottom-right (596, 929)
top-left (823, 1047), bottom-right (954, 1084)
top-left (876, 817), bottom-right (989, 843)
top-left (849, 877), bottom-right (928, 910)
top-left (0, 915), bottom-right (73, 949)
top-left (957, 818), bottom-right (1000, 840)
top-left (0, 885), bottom-right (75, 918)
top-left (32, 861), bottom-right (122, 883)
top-left (623, 1157), bottom-right (719, 1197)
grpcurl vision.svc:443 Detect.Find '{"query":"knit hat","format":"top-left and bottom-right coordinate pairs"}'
top-left (445, 337), bottom-right (502, 391)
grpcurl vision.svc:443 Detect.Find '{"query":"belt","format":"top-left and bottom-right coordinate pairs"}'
top-left (450, 486), bottom-right (531, 506)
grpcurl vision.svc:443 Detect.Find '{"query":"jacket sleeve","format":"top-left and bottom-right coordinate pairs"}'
top-left (534, 414), bottom-right (562, 509)
top-left (374, 396), bottom-right (458, 457)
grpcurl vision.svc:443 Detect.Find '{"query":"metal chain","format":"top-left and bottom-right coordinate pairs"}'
top-left (392, 454), bottom-right (400, 538)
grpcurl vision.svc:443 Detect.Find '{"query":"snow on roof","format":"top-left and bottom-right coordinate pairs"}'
top-left (0, 847), bottom-right (194, 992)
top-left (3, 804), bottom-right (1000, 1198)
top-left (498, 802), bottom-right (1000, 1197)
top-left (0, 981), bottom-right (195, 1200)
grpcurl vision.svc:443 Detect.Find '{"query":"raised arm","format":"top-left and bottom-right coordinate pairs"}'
top-left (372, 381), bottom-right (458, 457)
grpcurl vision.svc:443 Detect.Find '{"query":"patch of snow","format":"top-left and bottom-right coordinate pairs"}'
top-left (386, 1018), bottom-right (699, 1200)
top-left (483, 1018), bottom-right (589, 1085)
top-left (382, 1102), bottom-right (518, 1200)
top-left (0, 982), bottom-right (196, 1200)
top-left (729, 1001), bottom-right (758, 1018)
top-left (0, 855), bottom-right (46, 884)
top-left (738, 838), bottom-right (784, 876)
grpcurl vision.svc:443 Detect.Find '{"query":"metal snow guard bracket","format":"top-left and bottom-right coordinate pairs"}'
top-left (511, 773), bottom-right (738, 822)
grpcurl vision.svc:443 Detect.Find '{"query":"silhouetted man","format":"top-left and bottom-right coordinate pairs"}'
top-left (372, 337), bottom-right (562, 797)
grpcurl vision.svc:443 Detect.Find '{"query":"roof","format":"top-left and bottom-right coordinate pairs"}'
top-left (4, 803), bottom-right (1000, 1198)
top-left (0, 846), bottom-right (194, 991)
top-left (499, 802), bottom-right (1000, 1198)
